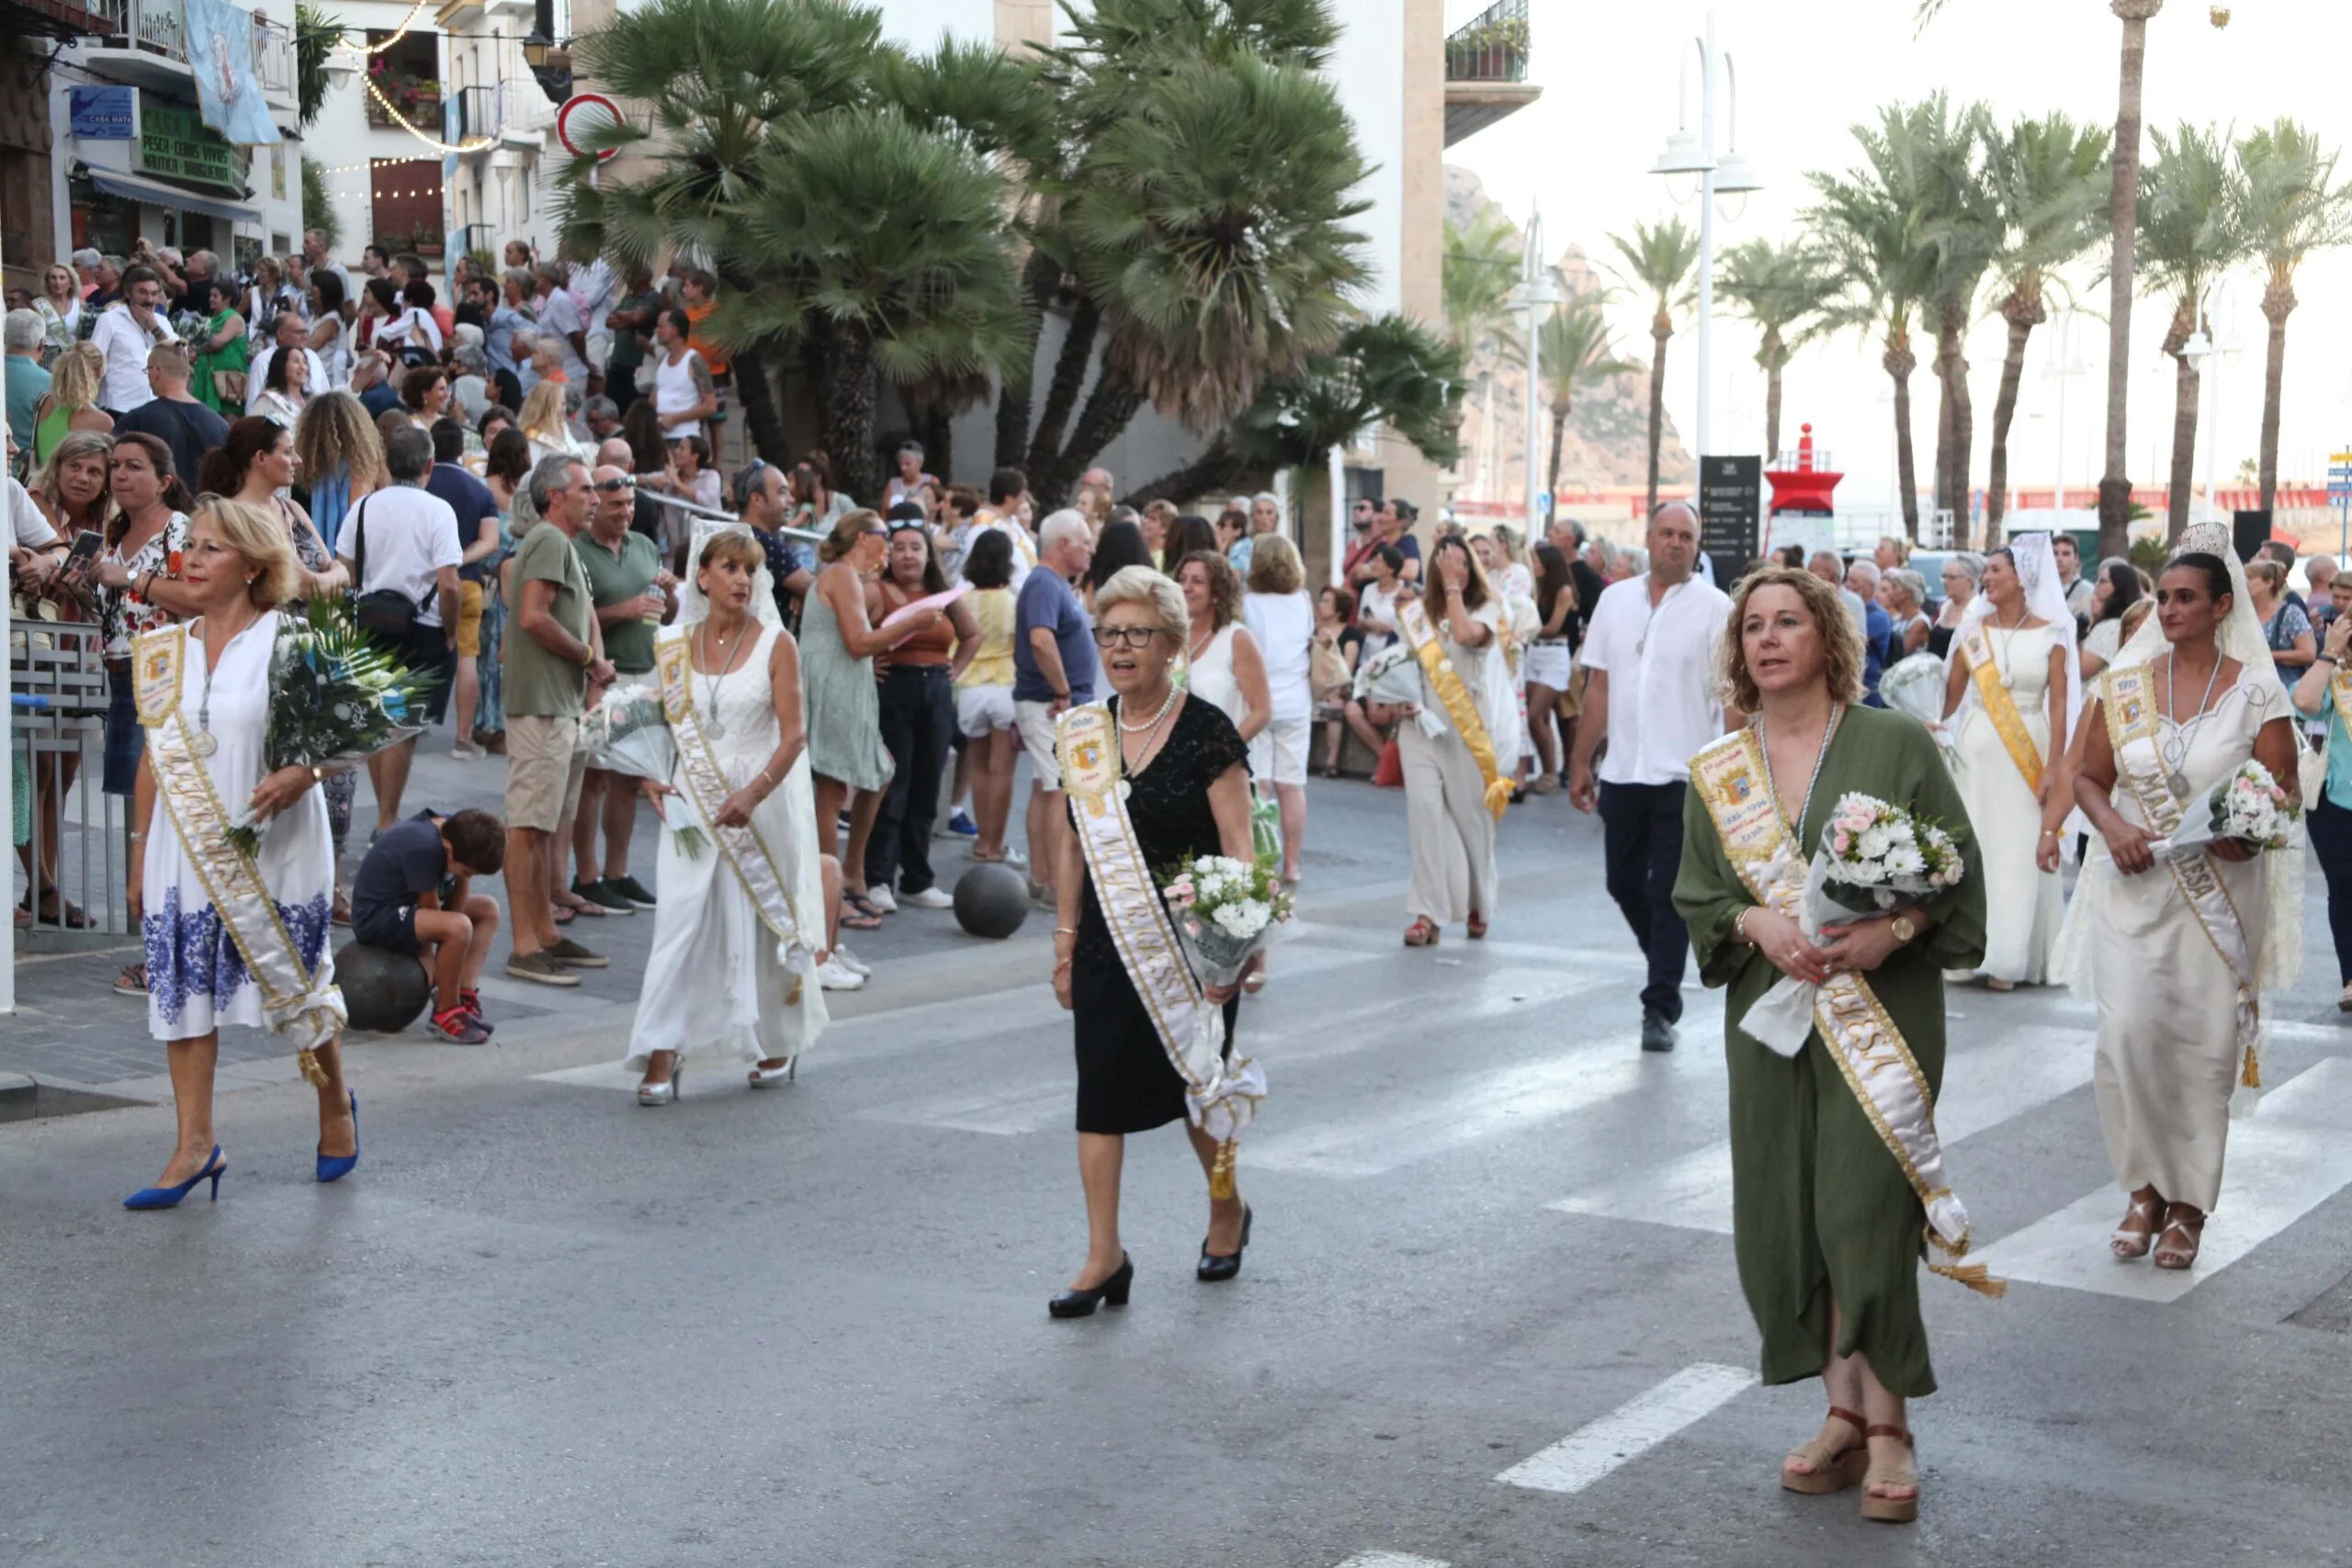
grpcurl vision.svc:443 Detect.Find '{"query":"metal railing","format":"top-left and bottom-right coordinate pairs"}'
top-left (1772, 446), bottom-right (1835, 472)
top-left (251, 13), bottom-right (295, 98)
top-left (454, 85), bottom-right (497, 142)
top-left (95, 0), bottom-right (188, 61)
top-left (1446, 0), bottom-right (1530, 84)
top-left (9, 623), bottom-right (130, 952)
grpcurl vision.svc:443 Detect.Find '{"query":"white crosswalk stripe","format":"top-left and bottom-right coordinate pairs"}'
top-left (1975, 1058), bottom-right (2352, 1300)
top-left (1497, 1362), bottom-right (1757, 1495)
top-left (1333, 1554), bottom-right (1450, 1568)
top-left (1550, 1022), bottom-right (2096, 1235)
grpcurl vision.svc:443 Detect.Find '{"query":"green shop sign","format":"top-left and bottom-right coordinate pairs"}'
top-left (137, 96), bottom-right (251, 194)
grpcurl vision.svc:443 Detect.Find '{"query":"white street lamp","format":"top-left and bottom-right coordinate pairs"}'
top-left (322, 41), bottom-right (362, 90)
top-left (1647, 9), bottom-right (1759, 467)
top-left (1511, 203), bottom-right (1563, 533)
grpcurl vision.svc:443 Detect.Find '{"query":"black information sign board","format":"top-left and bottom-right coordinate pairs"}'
top-left (1698, 455), bottom-right (1763, 584)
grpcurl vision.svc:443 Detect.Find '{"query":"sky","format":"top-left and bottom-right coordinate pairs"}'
top-left (1446, 0), bottom-right (2352, 523)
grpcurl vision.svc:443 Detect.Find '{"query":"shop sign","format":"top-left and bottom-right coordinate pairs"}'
top-left (70, 86), bottom-right (137, 140)
top-left (137, 95), bottom-right (252, 193)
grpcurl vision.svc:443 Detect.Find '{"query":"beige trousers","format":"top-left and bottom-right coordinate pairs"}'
top-left (1399, 720), bottom-right (1497, 925)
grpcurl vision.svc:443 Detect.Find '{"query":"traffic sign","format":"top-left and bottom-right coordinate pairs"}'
top-left (557, 93), bottom-right (623, 163)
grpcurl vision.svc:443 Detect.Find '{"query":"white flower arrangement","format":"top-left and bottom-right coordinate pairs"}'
top-left (1817, 792), bottom-right (1966, 909)
top-left (2154, 760), bottom-right (2300, 859)
top-left (1159, 854), bottom-right (1295, 987)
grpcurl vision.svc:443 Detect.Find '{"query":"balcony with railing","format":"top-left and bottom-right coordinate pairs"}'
top-left (74, 0), bottom-right (294, 110)
top-left (1443, 0), bottom-right (1540, 148)
top-left (365, 70), bottom-right (444, 130)
top-left (452, 84), bottom-right (497, 144)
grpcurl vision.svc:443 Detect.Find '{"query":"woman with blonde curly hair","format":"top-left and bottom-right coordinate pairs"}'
top-left (1671, 564), bottom-right (1986, 1525)
top-left (31, 341), bottom-right (113, 467)
top-left (292, 389), bottom-right (381, 553)
top-left (517, 378), bottom-right (580, 465)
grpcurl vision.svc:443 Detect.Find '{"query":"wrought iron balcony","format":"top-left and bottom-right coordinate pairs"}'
top-left (453, 84), bottom-right (496, 142)
top-left (1443, 0), bottom-right (1540, 148)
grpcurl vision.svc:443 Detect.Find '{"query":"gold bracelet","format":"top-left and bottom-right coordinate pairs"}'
top-left (1734, 907), bottom-right (1755, 945)
top-left (1054, 927), bottom-right (1079, 937)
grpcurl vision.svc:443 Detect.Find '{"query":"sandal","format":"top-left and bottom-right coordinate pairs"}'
top-left (2111, 1186), bottom-right (2164, 1260)
top-left (840, 899), bottom-right (883, 931)
top-left (1403, 916), bottom-right (1440, 948)
top-left (32, 893), bottom-right (96, 930)
top-left (1466, 909), bottom-right (1487, 941)
top-left (1858, 1425), bottom-right (1918, 1523)
top-left (1781, 1405), bottom-right (1868, 1495)
top-left (115, 962), bottom-right (148, 996)
top-left (550, 902), bottom-right (576, 926)
top-left (843, 890), bottom-right (887, 920)
top-left (2154, 1202), bottom-right (2207, 1271)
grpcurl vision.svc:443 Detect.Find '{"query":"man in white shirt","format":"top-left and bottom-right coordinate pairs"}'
top-left (337, 425), bottom-right (463, 836)
top-left (90, 265), bottom-right (178, 415)
top-left (532, 262), bottom-right (591, 386)
top-left (1568, 501), bottom-right (1731, 1053)
top-left (967, 465), bottom-right (1040, 592)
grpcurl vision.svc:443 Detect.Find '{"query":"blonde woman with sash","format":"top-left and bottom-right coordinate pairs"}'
top-left (1673, 566), bottom-right (1988, 1525)
top-left (626, 527), bottom-right (831, 1105)
top-left (1396, 535), bottom-right (1513, 947)
top-left (1939, 539), bottom-right (2072, 987)
top-left (1048, 567), bottom-right (1258, 1319)
top-left (127, 498), bottom-right (355, 1210)
top-left (2075, 537), bottom-right (2301, 1271)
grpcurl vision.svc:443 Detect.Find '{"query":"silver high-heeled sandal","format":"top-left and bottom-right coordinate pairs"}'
top-left (636, 1060), bottom-right (682, 1107)
top-left (747, 1058), bottom-right (797, 1089)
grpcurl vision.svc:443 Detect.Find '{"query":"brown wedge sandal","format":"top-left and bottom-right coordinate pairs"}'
top-left (1781, 1405), bottom-right (1869, 1495)
top-left (1403, 916), bottom-right (1440, 947)
top-left (1859, 1424), bottom-right (1918, 1523)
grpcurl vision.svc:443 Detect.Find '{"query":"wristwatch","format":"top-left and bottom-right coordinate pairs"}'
top-left (1890, 914), bottom-right (1917, 944)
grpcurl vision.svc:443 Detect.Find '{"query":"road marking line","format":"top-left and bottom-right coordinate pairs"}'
top-left (1335, 1554), bottom-right (1449, 1568)
top-left (1249, 1000), bottom-right (1725, 1178)
top-left (1974, 1058), bottom-right (2352, 1301)
top-left (1550, 1023), bottom-right (2097, 1234)
top-left (1498, 1362), bottom-right (1756, 1495)
top-left (859, 1077), bottom-right (1074, 1135)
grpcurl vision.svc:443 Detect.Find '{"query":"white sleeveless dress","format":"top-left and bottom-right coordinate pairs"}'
top-left (626, 625), bottom-right (829, 1070)
top-left (1951, 623), bottom-right (2064, 982)
top-left (1184, 622), bottom-right (1245, 725)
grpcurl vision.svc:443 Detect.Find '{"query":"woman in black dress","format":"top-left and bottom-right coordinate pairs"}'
top-left (1050, 566), bottom-right (1259, 1317)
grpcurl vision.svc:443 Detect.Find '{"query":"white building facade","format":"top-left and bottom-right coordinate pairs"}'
top-left (47, 0), bottom-right (306, 270)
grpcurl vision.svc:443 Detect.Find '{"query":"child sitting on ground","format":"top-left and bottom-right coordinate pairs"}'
top-left (351, 807), bottom-right (507, 1043)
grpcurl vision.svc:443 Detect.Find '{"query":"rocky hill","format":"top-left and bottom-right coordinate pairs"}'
top-left (1445, 164), bottom-right (1695, 499)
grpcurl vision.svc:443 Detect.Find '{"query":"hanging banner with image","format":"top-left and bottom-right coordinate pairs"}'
top-left (184, 0), bottom-right (282, 146)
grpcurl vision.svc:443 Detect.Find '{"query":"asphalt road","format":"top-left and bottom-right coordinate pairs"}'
top-left (6, 761), bottom-right (2352, 1567)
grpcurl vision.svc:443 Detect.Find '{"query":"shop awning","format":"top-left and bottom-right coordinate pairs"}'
top-left (83, 167), bottom-right (261, 227)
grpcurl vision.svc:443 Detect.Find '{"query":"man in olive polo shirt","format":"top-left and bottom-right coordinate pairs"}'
top-left (503, 453), bottom-right (616, 986)
top-left (570, 463), bottom-right (673, 915)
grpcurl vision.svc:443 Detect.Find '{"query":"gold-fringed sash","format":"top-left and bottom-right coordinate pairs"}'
top-left (1396, 596), bottom-right (1512, 820)
top-left (1690, 728), bottom-right (2002, 1297)
top-left (134, 624), bottom-right (345, 1080)
top-left (654, 629), bottom-right (813, 991)
top-left (2102, 664), bottom-right (2262, 1089)
top-left (1058, 702), bottom-right (1265, 1187)
top-left (1960, 623), bottom-right (2045, 794)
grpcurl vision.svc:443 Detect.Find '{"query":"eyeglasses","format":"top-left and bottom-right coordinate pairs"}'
top-left (594, 478), bottom-right (636, 492)
top-left (1091, 626), bottom-right (1162, 649)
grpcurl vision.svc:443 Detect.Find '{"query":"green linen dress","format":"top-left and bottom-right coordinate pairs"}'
top-left (1671, 704), bottom-right (1987, 1398)
top-left (192, 309), bottom-right (250, 416)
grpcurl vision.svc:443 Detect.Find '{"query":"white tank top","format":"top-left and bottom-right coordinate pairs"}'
top-left (653, 347), bottom-right (703, 438)
top-left (1186, 622), bottom-right (1243, 723)
top-left (1244, 590), bottom-right (1314, 722)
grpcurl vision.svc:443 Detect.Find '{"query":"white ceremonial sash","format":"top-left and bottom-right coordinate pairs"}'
top-left (2102, 664), bottom-right (2264, 1091)
top-left (134, 625), bottom-right (345, 1080)
top-left (654, 629), bottom-right (815, 989)
top-left (1057, 703), bottom-right (1266, 1182)
top-left (1690, 728), bottom-right (2001, 1297)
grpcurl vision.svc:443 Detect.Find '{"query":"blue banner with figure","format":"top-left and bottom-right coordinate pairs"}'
top-left (184, 0), bottom-right (281, 146)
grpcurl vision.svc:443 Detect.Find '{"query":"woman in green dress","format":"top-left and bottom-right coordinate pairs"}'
top-left (187, 278), bottom-right (249, 417)
top-left (1672, 565), bottom-right (1986, 1525)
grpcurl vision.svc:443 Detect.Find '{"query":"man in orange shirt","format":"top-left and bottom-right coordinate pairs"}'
top-left (679, 270), bottom-right (729, 378)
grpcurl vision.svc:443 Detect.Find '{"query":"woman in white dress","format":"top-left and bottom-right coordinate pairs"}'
top-left (1175, 547), bottom-right (1271, 753)
top-left (1398, 535), bottom-right (1508, 947)
top-left (127, 498), bottom-right (355, 1208)
top-left (1939, 540), bottom-right (2072, 987)
top-left (2073, 536), bottom-right (2301, 1269)
top-left (626, 527), bottom-right (832, 1104)
top-left (1243, 535), bottom-right (1315, 883)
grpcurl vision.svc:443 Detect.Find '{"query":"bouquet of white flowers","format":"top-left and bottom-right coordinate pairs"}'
top-left (1159, 854), bottom-right (1296, 988)
top-left (1877, 652), bottom-right (1957, 761)
top-left (581, 683), bottom-right (674, 783)
top-left (1740, 793), bottom-right (1966, 1056)
top-left (2153, 760), bottom-right (2299, 860)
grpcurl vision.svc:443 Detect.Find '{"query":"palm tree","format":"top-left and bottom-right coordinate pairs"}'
top-left (724, 108), bottom-right (1029, 502)
top-left (558, 0), bottom-right (888, 464)
top-left (1534, 299), bottom-right (1634, 504)
top-left (2137, 123), bottom-right (2251, 541)
top-left (1980, 111), bottom-right (2110, 537)
top-left (2237, 120), bottom-right (2352, 513)
top-left (1607, 217), bottom-right (1699, 514)
top-left (1808, 135), bottom-right (1939, 537)
top-left (294, 5), bottom-right (344, 130)
top-left (1919, 0), bottom-right (2168, 562)
top-left (1443, 211), bottom-right (1525, 360)
top-left (1715, 238), bottom-right (1840, 466)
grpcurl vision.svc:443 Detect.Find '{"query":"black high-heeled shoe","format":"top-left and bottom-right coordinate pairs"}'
top-left (1196, 1205), bottom-right (1253, 1282)
top-left (1048, 1254), bottom-right (1134, 1318)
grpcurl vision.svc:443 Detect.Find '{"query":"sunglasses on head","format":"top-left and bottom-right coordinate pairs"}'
top-left (594, 478), bottom-right (635, 492)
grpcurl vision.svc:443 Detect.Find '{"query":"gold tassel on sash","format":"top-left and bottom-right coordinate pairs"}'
top-left (1397, 597), bottom-right (1512, 820)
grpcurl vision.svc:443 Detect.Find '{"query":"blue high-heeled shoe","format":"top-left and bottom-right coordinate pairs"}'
top-left (317, 1091), bottom-right (358, 1183)
top-left (124, 1145), bottom-right (227, 1210)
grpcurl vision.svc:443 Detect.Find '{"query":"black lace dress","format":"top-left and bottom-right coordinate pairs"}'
top-left (1071, 693), bottom-right (1251, 1134)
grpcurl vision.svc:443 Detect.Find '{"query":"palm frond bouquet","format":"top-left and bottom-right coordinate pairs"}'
top-left (222, 600), bottom-right (437, 856)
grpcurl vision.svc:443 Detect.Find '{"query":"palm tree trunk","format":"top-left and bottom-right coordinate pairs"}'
top-left (1645, 314), bottom-right (1671, 514)
top-left (1934, 306), bottom-right (1973, 543)
top-left (2098, 1), bottom-right (2165, 561)
top-left (2258, 267), bottom-right (2295, 513)
top-left (1129, 437), bottom-right (1256, 507)
top-left (1547, 400), bottom-right (1570, 502)
top-left (1985, 284), bottom-right (2045, 541)
top-left (996, 245), bottom-right (1062, 470)
top-left (1884, 320), bottom-right (1920, 538)
top-left (1763, 357), bottom-right (1784, 472)
top-left (1025, 299), bottom-right (1101, 479)
top-left (1035, 366), bottom-right (1146, 506)
top-left (729, 341), bottom-right (790, 465)
top-left (821, 322), bottom-right (880, 505)
top-left (2166, 349), bottom-right (2199, 543)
